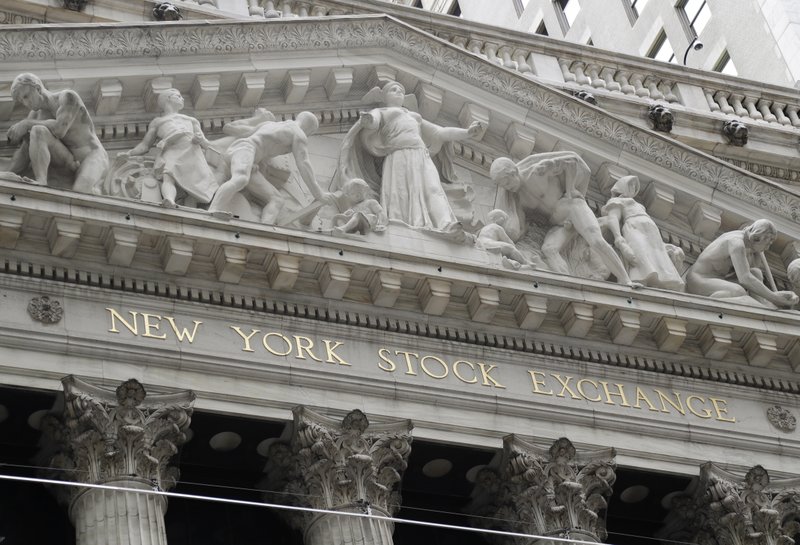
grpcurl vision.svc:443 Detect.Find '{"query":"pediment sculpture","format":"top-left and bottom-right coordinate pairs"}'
top-left (4, 73), bottom-right (109, 194)
top-left (332, 81), bottom-right (484, 237)
top-left (2, 72), bottom-right (799, 313)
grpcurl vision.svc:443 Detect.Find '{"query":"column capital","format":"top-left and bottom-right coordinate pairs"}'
top-left (658, 463), bottom-right (800, 545)
top-left (469, 436), bottom-right (616, 544)
top-left (42, 376), bottom-right (195, 499)
top-left (265, 407), bottom-right (413, 540)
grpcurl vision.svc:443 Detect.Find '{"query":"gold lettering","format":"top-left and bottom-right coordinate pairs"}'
top-left (477, 363), bottom-right (505, 389)
top-left (686, 395), bottom-right (713, 419)
top-left (106, 308), bottom-right (139, 335)
top-left (263, 332), bottom-right (292, 356)
top-left (395, 351), bottom-right (419, 375)
top-left (323, 340), bottom-right (350, 365)
top-left (654, 389), bottom-right (685, 415)
top-left (528, 371), bottom-right (554, 395)
top-left (577, 379), bottom-right (602, 402)
top-left (165, 317), bottom-right (202, 343)
top-left (633, 387), bottom-right (659, 411)
top-left (420, 355), bottom-right (449, 379)
top-left (452, 361), bottom-right (478, 384)
top-left (377, 348), bottom-right (396, 372)
top-left (141, 313), bottom-right (167, 340)
top-left (710, 398), bottom-right (736, 423)
top-left (552, 374), bottom-right (581, 399)
top-left (294, 335), bottom-right (323, 362)
top-left (230, 326), bottom-right (260, 352)
top-left (599, 381), bottom-right (631, 407)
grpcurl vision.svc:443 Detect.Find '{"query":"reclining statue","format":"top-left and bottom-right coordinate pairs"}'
top-left (685, 219), bottom-right (799, 308)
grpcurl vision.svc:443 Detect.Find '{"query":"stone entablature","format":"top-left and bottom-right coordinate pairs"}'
top-left (1, 17), bottom-right (800, 372)
top-left (2, 180), bottom-right (800, 376)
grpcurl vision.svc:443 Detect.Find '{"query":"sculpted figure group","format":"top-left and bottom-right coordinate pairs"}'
top-left (2, 74), bottom-right (798, 311)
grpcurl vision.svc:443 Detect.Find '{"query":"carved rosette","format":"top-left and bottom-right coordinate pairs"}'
top-left (28, 295), bottom-right (64, 323)
top-left (767, 406), bottom-right (797, 433)
top-left (658, 463), bottom-right (800, 545)
top-left (468, 436), bottom-right (616, 545)
top-left (39, 376), bottom-right (195, 545)
top-left (264, 407), bottom-right (413, 545)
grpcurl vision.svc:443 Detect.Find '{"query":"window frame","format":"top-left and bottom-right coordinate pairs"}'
top-left (622, 0), bottom-right (647, 25)
top-left (647, 29), bottom-right (676, 63)
top-left (553, 0), bottom-right (579, 33)
top-left (676, 0), bottom-right (710, 37)
top-left (713, 50), bottom-right (737, 76)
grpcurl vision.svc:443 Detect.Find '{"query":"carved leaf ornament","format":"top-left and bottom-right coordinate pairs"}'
top-left (41, 376), bottom-right (194, 503)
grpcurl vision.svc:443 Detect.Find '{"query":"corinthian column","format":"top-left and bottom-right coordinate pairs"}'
top-left (468, 436), bottom-right (616, 545)
top-left (264, 407), bottom-right (413, 545)
top-left (40, 376), bottom-right (195, 545)
top-left (658, 463), bottom-right (800, 545)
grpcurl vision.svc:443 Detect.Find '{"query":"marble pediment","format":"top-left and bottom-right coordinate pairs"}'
top-left (2, 15), bottom-right (800, 380)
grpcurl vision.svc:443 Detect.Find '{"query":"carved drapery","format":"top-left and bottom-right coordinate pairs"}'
top-left (40, 376), bottom-right (195, 545)
top-left (264, 407), bottom-right (413, 545)
top-left (658, 463), bottom-right (800, 545)
top-left (468, 436), bottom-right (616, 545)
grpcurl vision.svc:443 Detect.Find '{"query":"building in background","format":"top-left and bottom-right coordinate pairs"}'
top-left (0, 1), bottom-right (799, 544)
top-left (407, 0), bottom-right (800, 86)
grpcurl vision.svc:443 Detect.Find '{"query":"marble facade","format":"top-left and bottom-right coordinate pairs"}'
top-left (0, 4), bottom-right (799, 544)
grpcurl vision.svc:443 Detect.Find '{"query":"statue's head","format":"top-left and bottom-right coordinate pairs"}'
top-left (342, 178), bottom-right (371, 200)
top-left (490, 157), bottom-right (520, 191)
top-left (486, 209), bottom-right (509, 226)
top-left (157, 88), bottom-right (184, 112)
top-left (744, 219), bottom-right (777, 252)
top-left (11, 73), bottom-right (46, 110)
top-left (381, 81), bottom-right (406, 107)
top-left (611, 175), bottom-right (640, 198)
top-left (296, 111), bottom-right (319, 136)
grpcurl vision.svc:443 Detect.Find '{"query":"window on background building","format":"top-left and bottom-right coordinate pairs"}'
top-left (647, 30), bottom-right (676, 63)
top-left (448, 0), bottom-right (461, 16)
top-left (678, 0), bottom-right (710, 36)
top-left (554, 0), bottom-right (580, 32)
top-left (587, 36), bottom-right (593, 45)
top-left (514, 0), bottom-right (531, 17)
top-left (411, 0), bottom-right (423, 7)
top-left (534, 19), bottom-right (549, 35)
top-left (623, 0), bottom-right (649, 24)
top-left (714, 50), bottom-right (737, 76)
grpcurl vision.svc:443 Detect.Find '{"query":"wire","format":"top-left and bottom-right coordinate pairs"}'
top-left (0, 463), bottom-right (693, 545)
top-left (0, 472), bottom-right (640, 545)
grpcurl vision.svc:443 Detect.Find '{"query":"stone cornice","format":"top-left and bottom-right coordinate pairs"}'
top-left (1, 16), bottom-right (798, 227)
top-left (2, 181), bottom-right (800, 391)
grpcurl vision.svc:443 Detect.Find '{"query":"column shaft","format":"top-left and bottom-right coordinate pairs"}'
top-left (70, 479), bottom-right (167, 545)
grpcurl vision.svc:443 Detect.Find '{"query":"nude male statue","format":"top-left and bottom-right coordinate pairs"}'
top-left (685, 219), bottom-right (799, 308)
top-left (208, 109), bottom-right (329, 223)
top-left (490, 152), bottom-right (639, 287)
top-left (6, 73), bottom-right (109, 194)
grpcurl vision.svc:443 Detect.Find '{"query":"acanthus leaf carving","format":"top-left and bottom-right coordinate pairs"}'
top-left (264, 406), bottom-right (413, 535)
top-left (39, 376), bottom-right (195, 504)
top-left (468, 436), bottom-right (616, 545)
top-left (658, 463), bottom-right (800, 545)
